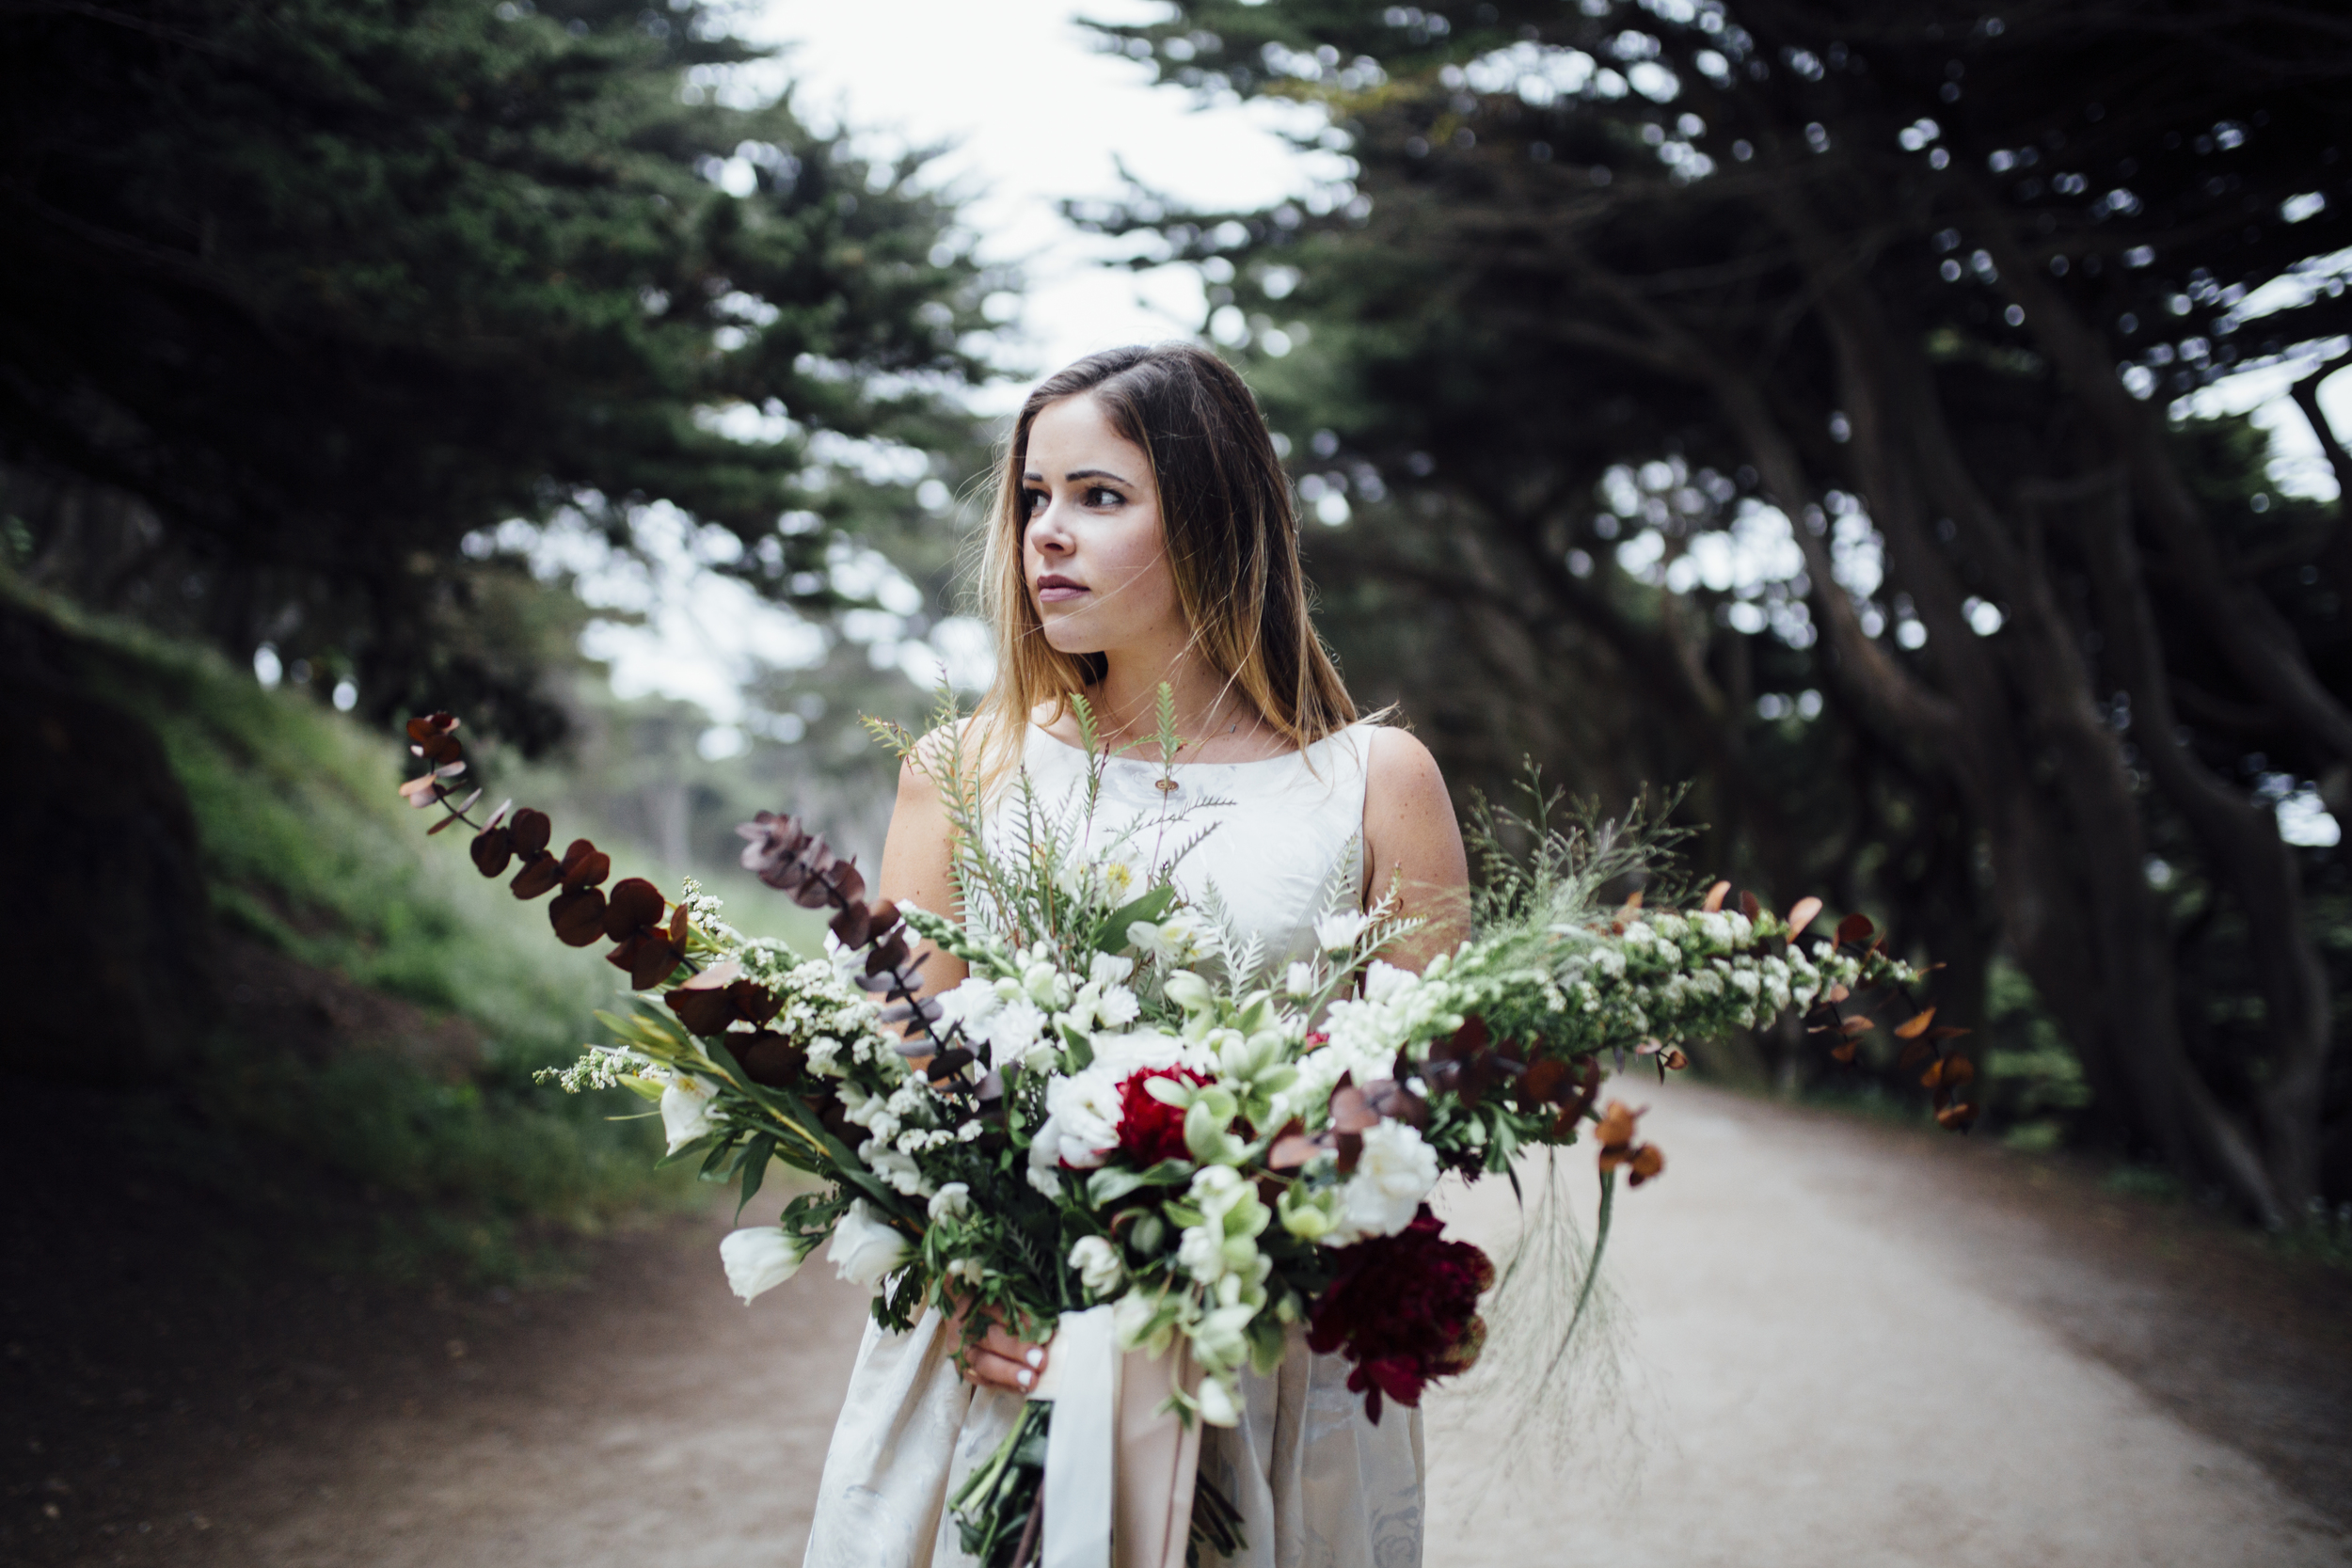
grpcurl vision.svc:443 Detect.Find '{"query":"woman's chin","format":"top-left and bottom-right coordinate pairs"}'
top-left (1038, 621), bottom-right (1104, 658)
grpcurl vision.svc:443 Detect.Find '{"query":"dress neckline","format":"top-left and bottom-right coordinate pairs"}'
top-left (1025, 721), bottom-right (1352, 771)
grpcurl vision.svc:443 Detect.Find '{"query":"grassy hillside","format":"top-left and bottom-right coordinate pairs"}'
top-left (9, 579), bottom-right (820, 1284)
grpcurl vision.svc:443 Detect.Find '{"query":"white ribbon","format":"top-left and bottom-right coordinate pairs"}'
top-left (1030, 1304), bottom-right (1120, 1568)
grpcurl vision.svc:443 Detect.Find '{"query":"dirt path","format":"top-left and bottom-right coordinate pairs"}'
top-left (36, 1083), bottom-right (2352, 1567)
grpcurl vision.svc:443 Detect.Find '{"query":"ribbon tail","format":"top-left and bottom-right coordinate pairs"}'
top-left (1114, 1340), bottom-right (1201, 1568)
top-left (1039, 1305), bottom-right (1120, 1568)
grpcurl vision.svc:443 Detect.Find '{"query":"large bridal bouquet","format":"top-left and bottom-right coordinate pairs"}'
top-left (396, 700), bottom-right (1957, 1566)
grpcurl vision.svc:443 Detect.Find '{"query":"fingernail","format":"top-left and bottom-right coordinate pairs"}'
top-left (1025, 1347), bottom-right (1044, 1369)
top-left (1016, 1368), bottom-right (1033, 1388)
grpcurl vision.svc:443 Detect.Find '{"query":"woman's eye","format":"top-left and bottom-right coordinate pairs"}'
top-left (1084, 486), bottom-right (1122, 508)
top-left (1022, 488), bottom-right (1048, 516)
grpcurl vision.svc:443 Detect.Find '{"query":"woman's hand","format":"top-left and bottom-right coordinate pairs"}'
top-left (959, 1306), bottom-right (1050, 1395)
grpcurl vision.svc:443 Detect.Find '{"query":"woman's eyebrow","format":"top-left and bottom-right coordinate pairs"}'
top-left (1063, 467), bottom-right (1132, 486)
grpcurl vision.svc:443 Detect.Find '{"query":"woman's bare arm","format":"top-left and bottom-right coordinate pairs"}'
top-left (874, 752), bottom-right (970, 999)
top-left (878, 749), bottom-right (1046, 1388)
top-left (1361, 725), bottom-right (1471, 974)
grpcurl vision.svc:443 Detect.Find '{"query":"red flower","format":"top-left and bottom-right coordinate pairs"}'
top-left (1115, 1066), bottom-right (1209, 1166)
top-left (1306, 1207), bottom-right (1494, 1423)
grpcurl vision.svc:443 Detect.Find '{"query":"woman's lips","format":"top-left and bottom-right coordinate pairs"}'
top-left (1036, 576), bottom-right (1088, 603)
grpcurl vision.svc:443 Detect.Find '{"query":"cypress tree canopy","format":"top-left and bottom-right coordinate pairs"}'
top-left (0, 0), bottom-right (993, 740)
top-left (1077, 0), bottom-right (2352, 1221)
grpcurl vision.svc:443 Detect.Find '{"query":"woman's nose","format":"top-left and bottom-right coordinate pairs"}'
top-left (1028, 503), bottom-right (1073, 554)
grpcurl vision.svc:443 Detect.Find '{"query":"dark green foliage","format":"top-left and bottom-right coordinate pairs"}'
top-left (1, 0), bottom-right (993, 744)
top-left (1078, 0), bottom-right (2352, 1219)
top-left (3, 578), bottom-right (696, 1281)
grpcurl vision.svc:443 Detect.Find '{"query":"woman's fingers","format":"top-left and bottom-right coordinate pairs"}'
top-left (961, 1322), bottom-right (1048, 1391)
top-left (964, 1347), bottom-right (1042, 1392)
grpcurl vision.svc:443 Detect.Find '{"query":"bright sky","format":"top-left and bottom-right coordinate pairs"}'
top-left (575, 0), bottom-right (1327, 746)
top-left (744, 0), bottom-right (1329, 395)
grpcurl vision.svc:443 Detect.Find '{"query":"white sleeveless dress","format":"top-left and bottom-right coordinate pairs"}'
top-left (801, 721), bottom-right (1426, 1568)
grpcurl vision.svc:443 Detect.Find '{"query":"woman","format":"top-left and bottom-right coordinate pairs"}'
top-left (802, 343), bottom-right (1469, 1568)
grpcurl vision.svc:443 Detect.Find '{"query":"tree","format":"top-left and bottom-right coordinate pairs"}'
top-left (1083, 0), bottom-right (2352, 1222)
top-left (0, 0), bottom-right (994, 743)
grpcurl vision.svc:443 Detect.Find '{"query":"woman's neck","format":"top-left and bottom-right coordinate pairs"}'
top-left (1087, 641), bottom-right (1266, 755)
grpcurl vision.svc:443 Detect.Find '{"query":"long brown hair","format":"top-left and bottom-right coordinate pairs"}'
top-left (970, 343), bottom-right (1359, 782)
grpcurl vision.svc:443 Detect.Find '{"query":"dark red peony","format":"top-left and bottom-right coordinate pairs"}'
top-left (1115, 1066), bottom-right (1210, 1166)
top-left (1305, 1206), bottom-right (1495, 1423)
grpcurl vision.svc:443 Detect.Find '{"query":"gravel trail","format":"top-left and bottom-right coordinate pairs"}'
top-left (102, 1084), bottom-right (2352, 1567)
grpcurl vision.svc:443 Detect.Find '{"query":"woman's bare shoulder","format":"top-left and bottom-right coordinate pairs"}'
top-left (1361, 721), bottom-right (1448, 800)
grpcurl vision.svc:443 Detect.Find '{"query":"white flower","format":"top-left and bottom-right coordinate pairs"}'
top-left (1192, 1303), bottom-right (1258, 1367)
top-left (1101, 858), bottom-right (1142, 904)
top-left (984, 999), bottom-right (1048, 1068)
top-left (863, 1144), bottom-right (929, 1197)
top-left (1197, 1374), bottom-right (1242, 1428)
top-left (1361, 958), bottom-right (1417, 1005)
top-left (818, 930), bottom-right (867, 987)
top-left (1333, 1120), bottom-right (1440, 1243)
top-left (826, 1199), bottom-right (913, 1287)
top-left (1176, 1224), bottom-right (1227, 1284)
top-left (1093, 985), bottom-right (1141, 1029)
top-left (935, 976), bottom-right (1003, 1030)
top-left (948, 1257), bottom-right (985, 1285)
top-left (1069, 1235), bottom-right (1126, 1296)
top-left (1089, 950), bottom-right (1136, 988)
top-left (657, 1072), bottom-right (720, 1154)
top-left (1162, 970), bottom-right (1215, 1013)
top-left (1026, 1132), bottom-right (1065, 1197)
top-left (1131, 912), bottom-right (1207, 965)
top-left (1313, 910), bottom-right (1370, 952)
top-left (928, 1182), bottom-right (973, 1223)
top-left (1042, 1070), bottom-right (1125, 1168)
top-left (1284, 960), bottom-right (1318, 998)
top-left (719, 1227), bottom-right (805, 1304)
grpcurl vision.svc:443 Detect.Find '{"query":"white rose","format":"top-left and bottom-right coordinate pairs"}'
top-left (719, 1227), bottom-right (804, 1304)
top-left (658, 1072), bottom-right (720, 1154)
top-left (1069, 1235), bottom-right (1126, 1297)
top-left (826, 1198), bottom-right (913, 1288)
top-left (928, 1182), bottom-right (974, 1223)
top-left (1334, 1121), bottom-right (1440, 1243)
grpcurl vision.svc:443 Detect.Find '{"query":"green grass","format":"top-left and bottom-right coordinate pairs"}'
top-left (13, 581), bottom-right (783, 1284)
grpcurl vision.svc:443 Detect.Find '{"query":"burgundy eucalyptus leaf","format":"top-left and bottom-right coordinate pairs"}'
top-left (549, 887), bottom-right (607, 946)
top-left (602, 878), bottom-right (663, 940)
top-left (723, 1030), bottom-right (807, 1087)
top-left (830, 902), bottom-right (874, 949)
top-left (508, 808), bottom-right (552, 859)
top-left (510, 853), bottom-right (563, 900)
top-left (469, 826), bottom-right (514, 878)
top-left (558, 838), bottom-right (611, 891)
top-left (666, 984), bottom-right (739, 1037)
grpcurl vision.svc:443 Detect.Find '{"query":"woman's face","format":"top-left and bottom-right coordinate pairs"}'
top-left (1020, 394), bottom-right (1183, 658)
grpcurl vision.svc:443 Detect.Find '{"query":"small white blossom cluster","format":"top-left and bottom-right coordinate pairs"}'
top-left (534, 1044), bottom-right (651, 1094)
top-left (746, 958), bottom-right (893, 1080)
top-left (937, 947), bottom-right (1145, 1074)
